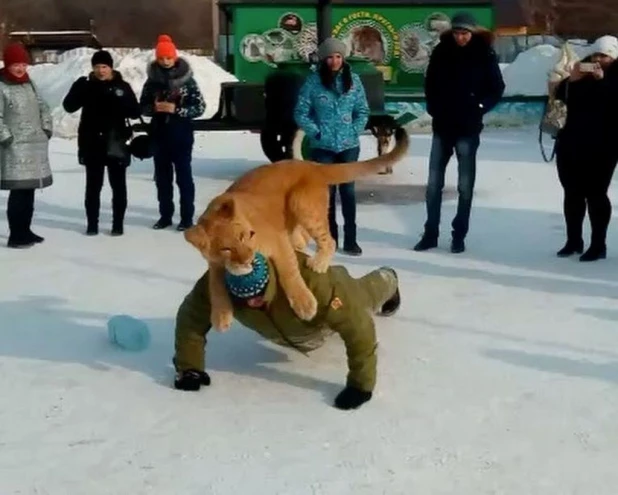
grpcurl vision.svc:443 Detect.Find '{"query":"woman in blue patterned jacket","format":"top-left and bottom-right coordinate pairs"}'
top-left (294, 37), bottom-right (370, 256)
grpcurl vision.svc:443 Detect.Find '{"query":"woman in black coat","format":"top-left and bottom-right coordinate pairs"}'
top-left (63, 50), bottom-right (141, 236)
top-left (554, 36), bottom-right (618, 262)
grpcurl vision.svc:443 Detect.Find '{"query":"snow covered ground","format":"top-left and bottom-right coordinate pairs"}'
top-left (1, 129), bottom-right (618, 494)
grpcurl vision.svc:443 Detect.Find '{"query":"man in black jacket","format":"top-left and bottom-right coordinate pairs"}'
top-left (63, 50), bottom-right (141, 236)
top-left (414, 12), bottom-right (505, 253)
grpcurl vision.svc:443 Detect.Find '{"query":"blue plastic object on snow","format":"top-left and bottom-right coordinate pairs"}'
top-left (107, 314), bottom-right (151, 351)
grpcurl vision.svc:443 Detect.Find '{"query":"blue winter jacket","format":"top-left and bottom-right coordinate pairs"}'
top-left (294, 66), bottom-right (370, 153)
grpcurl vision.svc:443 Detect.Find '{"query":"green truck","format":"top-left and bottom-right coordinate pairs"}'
top-left (173, 0), bottom-right (543, 161)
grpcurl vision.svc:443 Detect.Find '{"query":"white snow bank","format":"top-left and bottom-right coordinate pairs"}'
top-left (25, 48), bottom-right (237, 138)
top-left (502, 42), bottom-right (590, 96)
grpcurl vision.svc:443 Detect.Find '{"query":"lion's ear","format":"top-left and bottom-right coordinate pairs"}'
top-left (184, 224), bottom-right (209, 250)
top-left (216, 197), bottom-right (235, 218)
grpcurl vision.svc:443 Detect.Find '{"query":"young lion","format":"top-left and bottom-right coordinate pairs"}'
top-left (184, 126), bottom-right (409, 331)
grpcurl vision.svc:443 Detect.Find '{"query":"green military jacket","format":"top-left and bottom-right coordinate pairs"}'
top-left (174, 252), bottom-right (381, 392)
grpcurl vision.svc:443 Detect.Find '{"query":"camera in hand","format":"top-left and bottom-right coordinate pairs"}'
top-left (579, 62), bottom-right (598, 73)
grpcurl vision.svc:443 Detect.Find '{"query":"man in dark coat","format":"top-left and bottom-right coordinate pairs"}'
top-left (63, 49), bottom-right (141, 236)
top-left (414, 12), bottom-right (505, 253)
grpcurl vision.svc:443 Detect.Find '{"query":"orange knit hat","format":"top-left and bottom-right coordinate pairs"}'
top-left (155, 34), bottom-right (177, 60)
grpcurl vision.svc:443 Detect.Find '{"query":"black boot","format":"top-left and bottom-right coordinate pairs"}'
top-left (174, 369), bottom-right (211, 391)
top-left (7, 233), bottom-right (35, 248)
top-left (86, 221), bottom-right (98, 236)
top-left (176, 220), bottom-right (193, 232)
top-left (342, 224), bottom-right (362, 256)
top-left (23, 194), bottom-right (43, 243)
top-left (579, 244), bottom-right (607, 262)
top-left (450, 237), bottom-right (466, 254)
top-left (7, 195), bottom-right (34, 249)
top-left (557, 239), bottom-right (584, 257)
top-left (111, 211), bottom-right (124, 237)
top-left (413, 233), bottom-right (438, 251)
top-left (111, 224), bottom-right (124, 236)
top-left (26, 231), bottom-right (44, 243)
top-left (153, 218), bottom-right (173, 230)
top-left (378, 268), bottom-right (400, 317)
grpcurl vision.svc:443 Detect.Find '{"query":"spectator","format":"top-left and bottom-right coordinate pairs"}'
top-left (139, 34), bottom-right (206, 232)
top-left (414, 12), bottom-right (505, 253)
top-left (62, 49), bottom-right (141, 236)
top-left (0, 42), bottom-right (53, 249)
top-left (554, 36), bottom-right (618, 262)
top-left (294, 37), bottom-right (370, 256)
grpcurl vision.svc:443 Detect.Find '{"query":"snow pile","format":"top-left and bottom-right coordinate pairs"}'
top-left (26, 48), bottom-right (237, 138)
top-left (502, 42), bottom-right (590, 96)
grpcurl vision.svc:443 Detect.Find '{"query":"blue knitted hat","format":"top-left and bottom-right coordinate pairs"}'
top-left (224, 252), bottom-right (269, 299)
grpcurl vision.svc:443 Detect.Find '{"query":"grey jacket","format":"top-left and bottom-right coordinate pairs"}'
top-left (0, 73), bottom-right (53, 190)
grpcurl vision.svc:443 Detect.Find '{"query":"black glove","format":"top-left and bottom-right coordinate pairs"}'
top-left (334, 386), bottom-right (372, 410)
top-left (0, 136), bottom-right (13, 147)
top-left (174, 369), bottom-right (211, 391)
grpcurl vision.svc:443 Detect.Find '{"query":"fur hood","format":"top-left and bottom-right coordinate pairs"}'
top-left (438, 27), bottom-right (496, 49)
top-left (146, 57), bottom-right (193, 88)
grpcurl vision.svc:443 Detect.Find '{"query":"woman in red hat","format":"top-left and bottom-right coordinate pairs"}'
top-left (0, 42), bottom-right (53, 248)
top-left (139, 34), bottom-right (205, 232)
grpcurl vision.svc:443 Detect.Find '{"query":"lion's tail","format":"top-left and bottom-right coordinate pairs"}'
top-left (317, 126), bottom-right (409, 185)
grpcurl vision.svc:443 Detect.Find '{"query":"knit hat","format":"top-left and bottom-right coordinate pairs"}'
top-left (317, 37), bottom-right (348, 61)
top-left (590, 35), bottom-right (618, 59)
top-left (451, 12), bottom-right (478, 32)
top-left (155, 34), bottom-right (178, 60)
top-left (224, 252), bottom-right (270, 300)
top-left (3, 42), bottom-right (30, 67)
top-left (91, 49), bottom-right (114, 68)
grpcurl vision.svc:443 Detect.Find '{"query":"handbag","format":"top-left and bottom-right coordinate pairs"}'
top-left (539, 42), bottom-right (578, 162)
top-left (128, 116), bottom-right (154, 160)
top-left (106, 126), bottom-right (131, 162)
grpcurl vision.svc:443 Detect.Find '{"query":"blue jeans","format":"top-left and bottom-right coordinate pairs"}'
top-left (310, 146), bottom-right (360, 244)
top-left (153, 136), bottom-right (195, 224)
top-left (424, 134), bottom-right (480, 239)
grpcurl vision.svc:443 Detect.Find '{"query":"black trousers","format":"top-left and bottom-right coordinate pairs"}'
top-left (85, 163), bottom-right (127, 227)
top-left (7, 188), bottom-right (35, 240)
top-left (556, 146), bottom-right (618, 247)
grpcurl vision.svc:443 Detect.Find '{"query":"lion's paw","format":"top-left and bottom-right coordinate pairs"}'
top-left (288, 288), bottom-right (318, 321)
top-left (211, 308), bottom-right (234, 332)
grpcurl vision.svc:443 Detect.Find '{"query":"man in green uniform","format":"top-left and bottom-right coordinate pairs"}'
top-left (173, 250), bottom-right (401, 410)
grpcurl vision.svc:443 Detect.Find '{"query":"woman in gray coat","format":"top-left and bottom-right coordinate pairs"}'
top-left (0, 42), bottom-right (53, 248)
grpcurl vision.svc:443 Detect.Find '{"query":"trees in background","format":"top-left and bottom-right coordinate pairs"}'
top-left (0, 0), bottom-right (214, 53)
top-left (520, 0), bottom-right (618, 39)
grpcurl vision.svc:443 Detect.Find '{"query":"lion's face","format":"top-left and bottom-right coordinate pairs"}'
top-left (184, 198), bottom-right (257, 275)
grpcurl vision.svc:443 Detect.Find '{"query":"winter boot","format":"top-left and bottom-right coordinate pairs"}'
top-left (176, 220), bottom-right (193, 232)
top-left (7, 205), bottom-right (34, 248)
top-left (174, 369), bottom-right (211, 391)
top-left (413, 233), bottom-right (438, 251)
top-left (342, 224), bottom-right (362, 256)
top-left (579, 244), bottom-right (607, 262)
top-left (86, 222), bottom-right (99, 236)
top-left (557, 239), bottom-right (584, 257)
top-left (111, 224), bottom-right (124, 236)
top-left (450, 236), bottom-right (466, 254)
top-left (153, 217), bottom-right (173, 230)
top-left (377, 268), bottom-right (401, 317)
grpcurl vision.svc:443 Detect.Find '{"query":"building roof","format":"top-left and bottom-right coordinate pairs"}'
top-left (7, 30), bottom-right (102, 50)
top-left (218, 0), bottom-right (491, 5)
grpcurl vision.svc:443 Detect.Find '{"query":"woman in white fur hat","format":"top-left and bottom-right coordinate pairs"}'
top-left (553, 35), bottom-right (618, 262)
